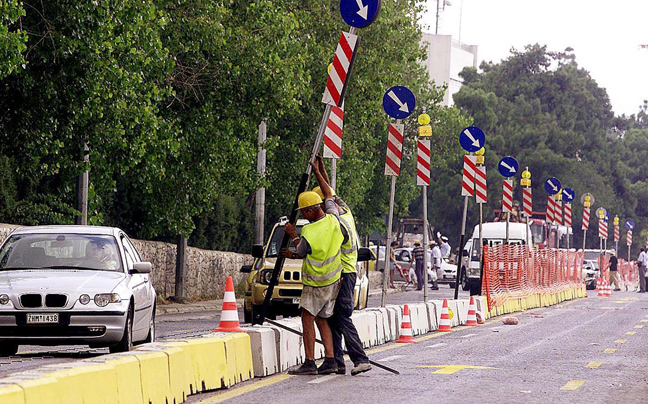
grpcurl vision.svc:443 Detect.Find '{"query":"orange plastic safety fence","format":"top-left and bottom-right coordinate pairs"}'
top-left (482, 245), bottom-right (583, 312)
top-left (617, 259), bottom-right (638, 288)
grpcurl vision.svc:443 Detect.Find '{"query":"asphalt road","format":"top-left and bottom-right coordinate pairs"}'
top-left (0, 284), bottom-right (466, 377)
top-left (3, 287), bottom-right (647, 404)
top-left (185, 289), bottom-right (648, 404)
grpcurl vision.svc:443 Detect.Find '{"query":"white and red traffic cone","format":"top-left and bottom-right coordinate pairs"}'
top-left (597, 277), bottom-right (606, 297)
top-left (395, 304), bottom-right (416, 343)
top-left (437, 299), bottom-right (452, 332)
top-left (465, 296), bottom-right (479, 326)
top-left (213, 276), bottom-right (244, 332)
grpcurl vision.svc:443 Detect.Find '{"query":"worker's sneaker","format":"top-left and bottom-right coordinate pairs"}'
top-left (317, 357), bottom-right (338, 375)
top-left (335, 360), bottom-right (346, 374)
top-left (351, 362), bottom-right (372, 376)
top-left (288, 360), bottom-right (317, 375)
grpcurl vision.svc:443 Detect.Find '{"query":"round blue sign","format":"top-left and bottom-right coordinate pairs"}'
top-left (340, 0), bottom-right (382, 28)
top-left (497, 156), bottom-right (519, 178)
top-left (561, 187), bottom-right (575, 202)
top-left (544, 177), bottom-right (561, 195)
top-left (459, 126), bottom-right (485, 153)
top-left (382, 86), bottom-right (416, 119)
top-left (626, 220), bottom-right (635, 231)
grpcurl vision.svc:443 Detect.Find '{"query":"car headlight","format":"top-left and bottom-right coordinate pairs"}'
top-left (261, 270), bottom-right (273, 284)
top-left (79, 294), bottom-right (91, 305)
top-left (0, 294), bottom-right (9, 305)
top-left (94, 293), bottom-right (122, 307)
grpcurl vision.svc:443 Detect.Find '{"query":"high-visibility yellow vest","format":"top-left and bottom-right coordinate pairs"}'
top-left (339, 210), bottom-right (359, 274)
top-left (300, 214), bottom-right (344, 287)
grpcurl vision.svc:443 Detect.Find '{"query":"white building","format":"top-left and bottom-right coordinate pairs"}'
top-left (420, 33), bottom-right (478, 106)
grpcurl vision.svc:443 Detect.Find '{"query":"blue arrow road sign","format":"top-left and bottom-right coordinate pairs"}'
top-left (340, 0), bottom-right (382, 28)
top-left (498, 156), bottom-right (519, 177)
top-left (544, 177), bottom-right (561, 195)
top-left (626, 220), bottom-right (635, 230)
top-left (382, 86), bottom-right (415, 119)
top-left (459, 126), bottom-right (485, 152)
top-left (562, 187), bottom-right (575, 202)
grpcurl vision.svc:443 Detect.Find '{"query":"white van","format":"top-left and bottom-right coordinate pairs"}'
top-left (460, 222), bottom-right (530, 295)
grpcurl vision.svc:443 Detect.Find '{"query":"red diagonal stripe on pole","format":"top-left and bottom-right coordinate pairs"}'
top-left (564, 203), bottom-right (572, 227)
top-left (627, 230), bottom-right (632, 247)
top-left (462, 156), bottom-right (476, 197)
top-left (614, 225), bottom-right (620, 242)
top-left (322, 32), bottom-right (358, 107)
top-left (547, 196), bottom-right (554, 223)
top-left (385, 123), bottom-right (404, 177)
top-left (582, 207), bottom-right (590, 230)
top-left (502, 179), bottom-right (513, 212)
top-left (323, 106), bottom-right (344, 159)
top-left (475, 165), bottom-right (487, 204)
top-left (522, 188), bottom-right (532, 217)
top-left (417, 139), bottom-right (431, 186)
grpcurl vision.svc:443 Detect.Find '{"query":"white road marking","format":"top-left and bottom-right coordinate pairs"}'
top-left (307, 375), bottom-right (340, 384)
top-left (426, 343), bottom-right (446, 349)
top-left (379, 355), bottom-right (405, 362)
top-left (460, 333), bottom-right (478, 338)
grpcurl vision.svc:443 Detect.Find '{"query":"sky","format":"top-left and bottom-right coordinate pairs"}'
top-left (419, 0), bottom-right (648, 117)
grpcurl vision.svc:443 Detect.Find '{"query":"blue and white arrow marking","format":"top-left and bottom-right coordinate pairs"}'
top-left (388, 90), bottom-right (410, 113)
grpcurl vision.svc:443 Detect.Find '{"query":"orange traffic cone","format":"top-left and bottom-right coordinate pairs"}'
top-left (597, 277), bottom-right (606, 297)
top-left (213, 276), bottom-right (244, 332)
top-left (605, 279), bottom-right (612, 297)
top-left (395, 305), bottom-right (416, 343)
top-left (465, 296), bottom-right (478, 326)
top-left (437, 299), bottom-right (452, 332)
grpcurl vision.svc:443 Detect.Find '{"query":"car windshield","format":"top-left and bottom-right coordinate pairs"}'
top-left (266, 225), bottom-right (303, 257)
top-left (0, 233), bottom-right (122, 272)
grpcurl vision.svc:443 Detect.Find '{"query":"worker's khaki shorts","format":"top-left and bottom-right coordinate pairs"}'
top-left (300, 280), bottom-right (341, 318)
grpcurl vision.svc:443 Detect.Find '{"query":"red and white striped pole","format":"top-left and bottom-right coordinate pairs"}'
top-left (582, 193), bottom-right (592, 251)
top-left (520, 168), bottom-right (532, 246)
top-left (381, 121), bottom-right (404, 306)
top-left (417, 116), bottom-right (432, 301)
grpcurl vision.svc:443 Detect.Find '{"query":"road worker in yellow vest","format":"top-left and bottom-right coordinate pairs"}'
top-left (311, 156), bottom-right (372, 376)
top-left (280, 189), bottom-right (344, 375)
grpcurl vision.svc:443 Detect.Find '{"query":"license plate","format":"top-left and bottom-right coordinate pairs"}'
top-left (27, 313), bottom-right (59, 324)
top-left (292, 297), bottom-right (300, 305)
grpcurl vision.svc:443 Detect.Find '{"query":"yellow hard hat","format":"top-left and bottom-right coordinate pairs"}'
top-left (297, 191), bottom-right (323, 210)
top-left (312, 186), bottom-right (336, 200)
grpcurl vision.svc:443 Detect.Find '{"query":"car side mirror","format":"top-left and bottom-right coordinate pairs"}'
top-left (357, 247), bottom-right (376, 262)
top-left (240, 264), bottom-right (252, 273)
top-left (252, 244), bottom-right (264, 258)
top-left (131, 262), bottom-right (152, 274)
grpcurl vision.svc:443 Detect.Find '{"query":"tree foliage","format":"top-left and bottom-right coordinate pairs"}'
top-left (0, 0), bottom-right (474, 252)
top-left (453, 44), bottom-right (648, 256)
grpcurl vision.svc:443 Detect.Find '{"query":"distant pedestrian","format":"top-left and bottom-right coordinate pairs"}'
top-left (438, 233), bottom-right (451, 258)
top-left (429, 241), bottom-right (441, 290)
top-left (608, 250), bottom-right (620, 291)
top-left (412, 240), bottom-right (425, 290)
top-left (636, 248), bottom-right (647, 293)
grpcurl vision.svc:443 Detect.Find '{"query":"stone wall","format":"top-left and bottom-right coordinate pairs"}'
top-left (0, 224), bottom-right (253, 301)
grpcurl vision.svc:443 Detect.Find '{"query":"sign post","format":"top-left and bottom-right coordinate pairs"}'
top-left (417, 111), bottom-right (431, 301)
top-left (596, 207), bottom-right (608, 256)
top-left (498, 156), bottom-right (518, 244)
top-left (255, 3), bottom-right (380, 325)
top-left (380, 85), bottom-right (414, 307)
top-left (521, 168), bottom-right (532, 246)
top-left (626, 220), bottom-right (635, 262)
top-left (544, 177), bottom-right (562, 249)
top-left (581, 193), bottom-right (594, 251)
top-left (613, 216), bottom-right (620, 254)
top-left (561, 187), bottom-right (575, 249)
top-left (455, 126), bottom-right (485, 300)
top-left (474, 148), bottom-right (487, 289)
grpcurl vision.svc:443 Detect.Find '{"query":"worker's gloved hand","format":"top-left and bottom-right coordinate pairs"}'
top-left (279, 248), bottom-right (294, 259)
top-left (284, 223), bottom-right (297, 238)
